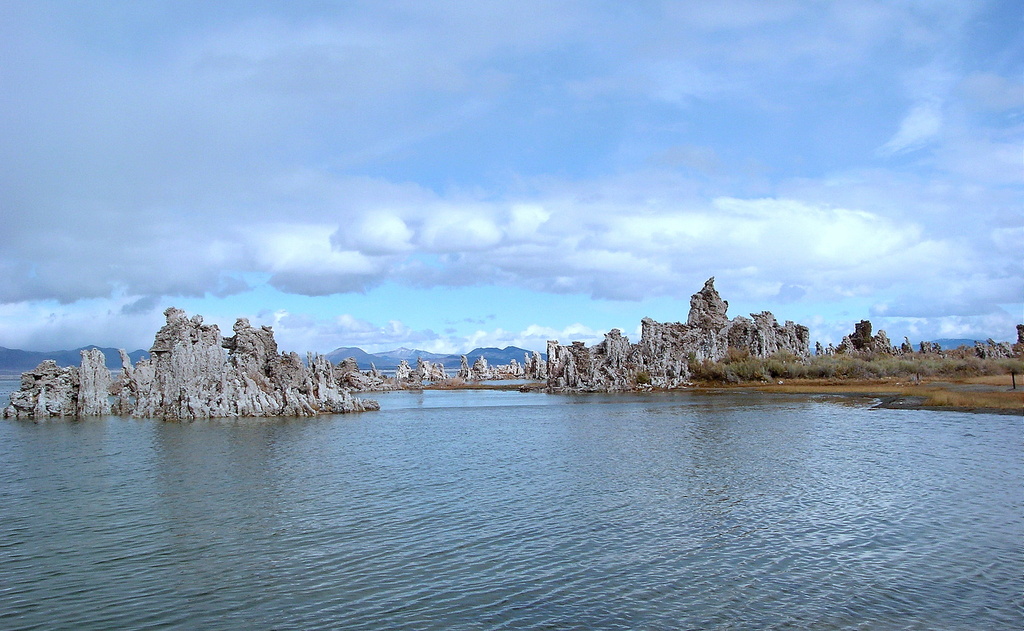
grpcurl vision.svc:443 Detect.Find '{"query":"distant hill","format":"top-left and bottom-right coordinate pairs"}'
top-left (1, 342), bottom-right (545, 377)
top-left (0, 346), bottom-right (149, 375)
top-left (323, 346), bottom-right (383, 368)
top-left (465, 346), bottom-right (542, 365)
top-left (373, 347), bottom-right (453, 364)
top-left (323, 345), bottom-right (544, 371)
top-left (929, 338), bottom-right (984, 350)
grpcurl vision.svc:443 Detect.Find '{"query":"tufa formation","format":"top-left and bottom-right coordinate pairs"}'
top-left (5, 308), bottom-right (378, 420)
top-left (547, 278), bottom-right (810, 391)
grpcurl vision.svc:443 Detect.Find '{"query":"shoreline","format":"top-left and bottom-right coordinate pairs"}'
top-left (5, 375), bottom-right (1021, 416)
top-left (416, 376), bottom-right (1023, 415)
top-left (742, 376), bottom-right (1023, 415)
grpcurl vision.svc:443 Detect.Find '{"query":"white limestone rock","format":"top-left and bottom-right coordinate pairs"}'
top-left (524, 351), bottom-right (547, 379)
top-left (3, 348), bottom-right (114, 419)
top-left (394, 359), bottom-right (421, 387)
top-left (4, 361), bottom-right (78, 419)
top-left (470, 356), bottom-right (490, 381)
top-left (416, 357), bottom-right (448, 383)
top-left (335, 357), bottom-right (396, 392)
top-left (547, 277), bottom-right (811, 392)
top-left (77, 348), bottom-right (112, 416)
top-left (7, 307), bottom-right (378, 420)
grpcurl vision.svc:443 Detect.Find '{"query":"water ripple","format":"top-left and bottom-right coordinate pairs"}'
top-left (0, 389), bottom-right (1021, 630)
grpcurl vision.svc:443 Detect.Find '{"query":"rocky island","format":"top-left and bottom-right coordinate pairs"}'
top-left (4, 308), bottom-right (378, 420)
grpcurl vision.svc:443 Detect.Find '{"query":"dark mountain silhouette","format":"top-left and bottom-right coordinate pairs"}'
top-left (930, 338), bottom-right (985, 349)
top-left (323, 345), bottom-right (544, 371)
top-left (1, 342), bottom-right (545, 376)
top-left (0, 346), bottom-right (149, 375)
top-left (465, 346), bottom-right (540, 365)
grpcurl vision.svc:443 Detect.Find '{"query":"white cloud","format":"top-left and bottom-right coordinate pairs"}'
top-left (461, 322), bottom-right (614, 354)
top-left (419, 210), bottom-right (504, 252)
top-left (506, 204), bottom-right (551, 240)
top-left (0, 299), bottom-right (167, 352)
top-left (878, 99), bottom-right (943, 156)
top-left (335, 214), bottom-right (415, 255)
top-left (225, 311), bottom-right (602, 356)
top-left (243, 310), bottom-right (442, 355)
top-left (254, 224), bottom-right (378, 275)
top-left (0, 1), bottom-right (1019, 351)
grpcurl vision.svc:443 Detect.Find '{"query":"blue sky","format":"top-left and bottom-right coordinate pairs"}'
top-left (1, 0), bottom-right (1021, 354)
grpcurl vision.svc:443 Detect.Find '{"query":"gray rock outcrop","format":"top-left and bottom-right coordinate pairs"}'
top-left (394, 359), bottom-right (416, 384)
top-left (4, 348), bottom-right (114, 419)
top-left (5, 307), bottom-right (378, 420)
top-left (525, 351), bottom-right (547, 380)
top-left (826, 320), bottom-right (1023, 359)
top-left (5, 360), bottom-right (79, 419)
top-left (546, 277), bottom-right (811, 391)
top-left (335, 357), bottom-right (397, 391)
top-left (470, 356), bottom-right (490, 381)
top-left (831, 319), bottom-right (897, 354)
top-left (416, 357), bottom-right (449, 382)
top-left (77, 348), bottom-right (112, 416)
top-left (973, 339), bottom-right (1017, 360)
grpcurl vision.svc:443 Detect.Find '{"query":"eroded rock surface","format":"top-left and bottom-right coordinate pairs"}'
top-left (451, 355), bottom-right (534, 382)
top-left (823, 320), bottom-right (1024, 359)
top-left (525, 351), bottom-right (547, 380)
top-left (3, 348), bottom-right (116, 419)
top-left (5, 308), bottom-right (378, 420)
top-left (5, 360), bottom-right (78, 419)
top-left (417, 358), bottom-right (449, 383)
top-left (832, 320), bottom-right (895, 355)
top-left (546, 277), bottom-right (811, 391)
top-left (77, 349), bottom-right (112, 417)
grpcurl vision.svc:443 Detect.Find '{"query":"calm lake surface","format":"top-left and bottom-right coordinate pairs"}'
top-left (1, 384), bottom-right (1021, 630)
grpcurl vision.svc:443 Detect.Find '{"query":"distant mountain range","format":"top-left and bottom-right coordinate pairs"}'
top-left (0, 344), bottom-right (542, 376)
top-left (325, 345), bottom-right (543, 371)
top-left (0, 346), bottom-right (149, 376)
top-left (929, 338), bottom-right (988, 349)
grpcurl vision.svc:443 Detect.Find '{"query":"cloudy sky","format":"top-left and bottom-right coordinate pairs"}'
top-left (1, 0), bottom-right (1021, 355)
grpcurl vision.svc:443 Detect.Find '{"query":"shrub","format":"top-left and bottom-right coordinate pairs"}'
top-left (723, 347), bottom-right (751, 364)
top-left (684, 349), bottom-right (1019, 385)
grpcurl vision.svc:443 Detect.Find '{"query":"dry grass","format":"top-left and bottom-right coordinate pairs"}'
top-left (744, 378), bottom-right (1024, 411)
top-left (959, 374), bottom-right (1021, 386)
top-left (918, 389), bottom-right (1023, 410)
top-left (754, 382), bottom-right (906, 395)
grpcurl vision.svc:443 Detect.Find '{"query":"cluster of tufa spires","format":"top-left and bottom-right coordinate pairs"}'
top-left (10, 277), bottom-right (1017, 417)
top-left (546, 278), bottom-right (810, 391)
top-left (4, 308), bottom-right (378, 420)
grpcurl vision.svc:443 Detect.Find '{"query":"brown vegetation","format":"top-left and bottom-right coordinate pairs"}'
top-left (741, 378), bottom-right (1023, 412)
top-left (689, 350), bottom-right (1024, 384)
top-left (686, 350), bottom-right (1024, 412)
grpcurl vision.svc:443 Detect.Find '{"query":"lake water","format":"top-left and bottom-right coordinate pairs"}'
top-left (0, 384), bottom-right (1021, 630)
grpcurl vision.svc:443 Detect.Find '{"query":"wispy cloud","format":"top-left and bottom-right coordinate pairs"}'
top-left (878, 99), bottom-right (944, 156)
